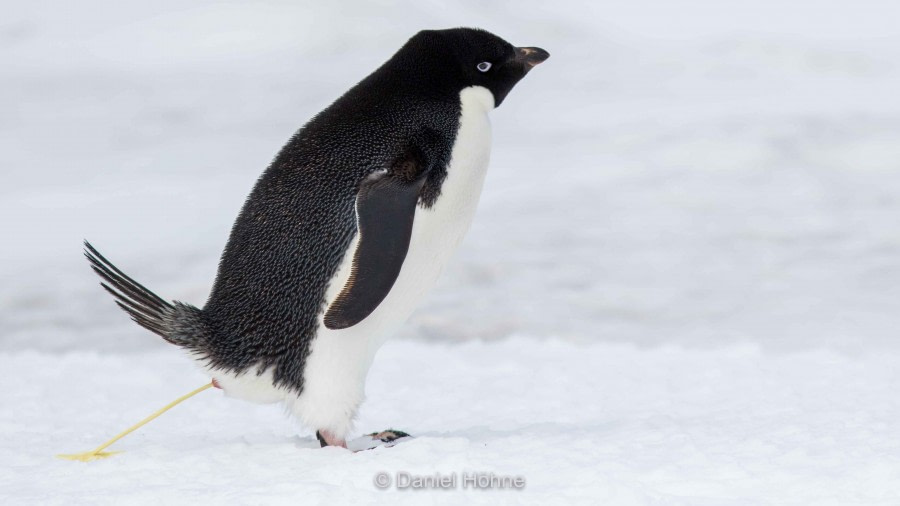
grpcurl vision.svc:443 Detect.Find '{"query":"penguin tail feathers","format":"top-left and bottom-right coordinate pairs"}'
top-left (83, 240), bottom-right (208, 350)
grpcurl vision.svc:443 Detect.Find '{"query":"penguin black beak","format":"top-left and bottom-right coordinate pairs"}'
top-left (515, 47), bottom-right (550, 69)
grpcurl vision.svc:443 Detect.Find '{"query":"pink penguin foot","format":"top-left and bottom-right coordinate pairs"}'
top-left (315, 430), bottom-right (347, 449)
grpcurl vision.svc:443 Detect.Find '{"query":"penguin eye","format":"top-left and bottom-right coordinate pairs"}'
top-left (476, 61), bottom-right (492, 72)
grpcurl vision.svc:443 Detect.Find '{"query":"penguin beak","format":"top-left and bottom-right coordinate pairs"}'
top-left (515, 47), bottom-right (550, 69)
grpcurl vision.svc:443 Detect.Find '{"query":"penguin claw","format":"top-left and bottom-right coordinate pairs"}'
top-left (368, 429), bottom-right (411, 443)
top-left (345, 429), bottom-right (413, 452)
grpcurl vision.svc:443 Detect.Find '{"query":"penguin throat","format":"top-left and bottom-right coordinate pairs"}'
top-left (460, 86), bottom-right (495, 112)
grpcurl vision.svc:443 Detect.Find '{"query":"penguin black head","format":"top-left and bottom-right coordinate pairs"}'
top-left (391, 28), bottom-right (550, 107)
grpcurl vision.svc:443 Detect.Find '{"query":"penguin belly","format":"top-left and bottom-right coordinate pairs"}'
top-left (285, 86), bottom-right (496, 437)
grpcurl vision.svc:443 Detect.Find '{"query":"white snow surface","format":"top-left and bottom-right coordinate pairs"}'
top-left (2, 0), bottom-right (900, 504)
top-left (5, 339), bottom-right (900, 504)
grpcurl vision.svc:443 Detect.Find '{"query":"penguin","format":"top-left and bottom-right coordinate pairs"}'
top-left (85, 27), bottom-right (549, 449)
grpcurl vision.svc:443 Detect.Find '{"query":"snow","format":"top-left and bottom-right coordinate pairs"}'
top-left (3, 0), bottom-right (900, 503)
top-left (5, 339), bottom-right (900, 504)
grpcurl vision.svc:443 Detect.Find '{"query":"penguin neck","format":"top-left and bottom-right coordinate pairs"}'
top-left (458, 85), bottom-right (496, 112)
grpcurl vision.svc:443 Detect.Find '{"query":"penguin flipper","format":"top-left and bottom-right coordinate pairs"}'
top-left (323, 167), bottom-right (427, 330)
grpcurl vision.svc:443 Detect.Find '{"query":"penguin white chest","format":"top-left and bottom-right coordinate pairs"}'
top-left (276, 86), bottom-right (494, 437)
top-left (337, 85), bottom-right (495, 341)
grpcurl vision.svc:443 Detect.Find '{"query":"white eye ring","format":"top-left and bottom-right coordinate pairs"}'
top-left (476, 61), bottom-right (492, 72)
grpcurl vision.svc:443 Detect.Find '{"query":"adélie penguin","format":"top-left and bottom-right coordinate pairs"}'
top-left (85, 27), bottom-right (549, 449)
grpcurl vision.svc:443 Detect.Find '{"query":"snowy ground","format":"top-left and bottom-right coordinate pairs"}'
top-left (2, 0), bottom-right (900, 504)
top-left (5, 339), bottom-right (900, 504)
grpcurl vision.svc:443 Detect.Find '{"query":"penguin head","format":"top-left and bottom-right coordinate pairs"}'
top-left (397, 28), bottom-right (549, 107)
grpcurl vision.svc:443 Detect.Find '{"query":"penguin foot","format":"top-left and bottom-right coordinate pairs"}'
top-left (369, 429), bottom-right (411, 443)
top-left (315, 430), bottom-right (347, 449)
top-left (346, 429), bottom-right (413, 452)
